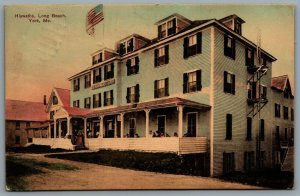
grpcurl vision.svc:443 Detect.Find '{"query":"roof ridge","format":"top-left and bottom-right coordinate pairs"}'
top-left (54, 87), bottom-right (70, 91)
top-left (6, 99), bottom-right (44, 104)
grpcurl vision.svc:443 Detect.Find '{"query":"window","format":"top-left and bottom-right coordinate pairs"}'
top-left (257, 151), bottom-right (266, 169)
top-left (275, 103), bottom-right (281, 118)
top-left (247, 81), bottom-right (257, 100)
top-left (119, 38), bottom-right (134, 55)
top-left (223, 152), bottom-right (235, 174)
top-left (260, 119), bottom-right (265, 141)
top-left (126, 56), bottom-right (139, 75)
top-left (154, 78), bottom-right (169, 98)
top-left (50, 111), bottom-right (54, 120)
top-left (259, 85), bottom-right (267, 100)
top-left (104, 63), bottom-right (114, 80)
top-left (15, 136), bottom-right (20, 144)
top-left (291, 108), bottom-right (294, 121)
top-left (244, 151), bottom-right (255, 171)
top-left (154, 45), bottom-right (169, 67)
top-left (283, 106), bottom-right (289, 119)
top-left (73, 100), bottom-right (80, 108)
top-left (226, 114), bottom-right (232, 140)
top-left (92, 52), bottom-right (103, 65)
top-left (16, 121), bottom-right (20, 130)
top-left (224, 71), bottom-right (235, 94)
top-left (126, 84), bottom-right (140, 103)
top-left (158, 18), bottom-right (176, 39)
top-left (275, 126), bottom-right (280, 144)
top-left (187, 113), bottom-right (197, 137)
top-left (183, 32), bottom-right (202, 58)
top-left (52, 95), bottom-right (58, 105)
top-left (105, 120), bottom-right (114, 138)
top-left (260, 55), bottom-right (267, 66)
top-left (129, 118), bottom-right (136, 137)
top-left (285, 128), bottom-right (288, 140)
top-left (26, 122), bottom-right (30, 128)
top-left (183, 70), bottom-right (202, 93)
top-left (157, 116), bottom-right (166, 136)
top-left (104, 90), bottom-right (113, 106)
top-left (246, 117), bottom-right (252, 140)
top-left (93, 93), bottom-right (101, 108)
top-left (73, 78), bottom-right (80, 92)
top-left (93, 68), bottom-right (101, 83)
top-left (84, 97), bottom-right (91, 108)
top-left (245, 48), bottom-right (254, 66)
top-left (224, 34), bottom-right (235, 59)
top-left (85, 74), bottom-right (91, 88)
top-left (234, 21), bottom-right (242, 35)
top-left (284, 89), bottom-right (289, 99)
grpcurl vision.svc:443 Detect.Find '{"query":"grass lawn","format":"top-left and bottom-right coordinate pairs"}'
top-left (6, 155), bottom-right (79, 191)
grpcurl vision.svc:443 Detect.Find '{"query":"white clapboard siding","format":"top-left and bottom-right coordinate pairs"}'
top-left (179, 137), bottom-right (208, 154)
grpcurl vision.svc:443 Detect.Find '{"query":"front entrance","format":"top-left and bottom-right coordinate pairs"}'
top-left (129, 118), bottom-right (136, 137)
top-left (187, 113), bottom-right (197, 137)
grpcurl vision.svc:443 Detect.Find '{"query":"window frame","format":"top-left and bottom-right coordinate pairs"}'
top-left (73, 78), bottom-right (80, 92)
top-left (224, 34), bottom-right (236, 59)
top-left (224, 71), bottom-right (235, 95)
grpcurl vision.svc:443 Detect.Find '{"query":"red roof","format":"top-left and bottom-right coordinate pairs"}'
top-left (63, 106), bottom-right (92, 117)
top-left (6, 100), bottom-right (48, 121)
top-left (55, 88), bottom-right (70, 107)
top-left (272, 75), bottom-right (288, 91)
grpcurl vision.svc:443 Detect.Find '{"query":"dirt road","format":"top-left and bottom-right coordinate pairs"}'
top-left (16, 153), bottom-right (262, 190)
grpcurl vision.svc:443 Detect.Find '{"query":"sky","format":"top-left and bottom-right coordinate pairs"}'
top-left (5, 4), bottom-right (294, 102)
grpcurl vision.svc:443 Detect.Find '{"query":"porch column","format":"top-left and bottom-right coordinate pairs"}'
top-left (99, 115), bottom-right (104, 138)
top-left (145, 109), bottom-right (151, 138)
top-left (67, 117), bottom-right (71, 136)
top-left (54, 118), bottom-right (57, 138)
top-left (84, 118), bottom-right (87, 139)
top-left (114, 116), bottom-right (117, 138)
top-left (58, 120), bottom-right (62, 138)
top-left (120, 113), bottom-right (124, 138)
top-left (178, 105), bottom-right (183, 138)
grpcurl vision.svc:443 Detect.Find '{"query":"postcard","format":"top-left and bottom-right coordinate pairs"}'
top-left (5, 4), bottom-right (294, 190)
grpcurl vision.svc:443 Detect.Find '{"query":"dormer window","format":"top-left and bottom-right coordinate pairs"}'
top-left (92, 53), bottom-right (103, 65)
top-left (120, 38), bottom-right (134, 56)
top-left (52, 96), bottom-right (58, 105)
top-left (234, 21), bottom-right (242, 35)
top-left (158, 18), bottom-right (176, 39)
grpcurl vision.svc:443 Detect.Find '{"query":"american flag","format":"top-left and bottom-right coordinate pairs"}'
top-left (86, 4), bottom-right (104, 36)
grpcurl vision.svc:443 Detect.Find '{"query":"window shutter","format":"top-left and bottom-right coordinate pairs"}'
top-left (196, 32), bottom-right (202, 54)
top-left (158, 25), bottom-right (162, 39)
top-left (247, 117), bottom-right (252, 140)
top-left (172, 18), bottom-right (176, 33)
top-left (135, 84), bottom-right (140, 102)
top-left (154, 49), bottom-right (158, 67)
top-left (93, 70), bottom-right (96, 83)
top-left (84, 98), bottom-right (86, 108)
top-left (165, 45), bottom-right (169, 64)
top-left (165, 78), bottom-right (169, 96)
top-left (104, 92), bottom-right (107, 106)
top-left (99, 68), bottom-right (102, 81)
top-left (224, 34), bottom-right (228, 56)
top-left (183, 73), bottom-right (188, 93)
top-left (260, 119), bottom-right (265, 140)
top-left (232, 39), bottom-right (236, 60)
top-left (183, 37), bottom-right (189, 58)
top-left (120, 43), bottom-right (124, 56)
top-left (226, 114), bottom-right (232, 140)
top-left (135, 56), bottom-right (139, 74)
top-left (224, 71), bottom-right (228, 93)
top-left (232, 74), bottom-right (235, 95)
top-left (252, 82), bottom-right (256, 99)
top-left (196, 70), bottom-right (202, 91)
top-left (129, 38), bottom-right (134, 51)
top-left (154, 80), bottom-right (158, 98)
top-left (126, 59), bottom-right (131, 75)
top-left (110, 90), bottom-right (114, 105)
top-left (93, 94), bottom-right (96, 108)
top-left (111, 63), bottom-right (114, 78)
top-left (126, 87), bottom-right (130, 103)
top-left (104, 66), bottom-right (107, 80)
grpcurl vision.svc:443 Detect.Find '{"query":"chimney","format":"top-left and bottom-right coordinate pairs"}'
top-left (43, 95), bottom-right (47, 105)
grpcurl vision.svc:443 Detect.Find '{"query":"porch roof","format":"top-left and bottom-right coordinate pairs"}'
top-left (62, 106), bottom-right (92, 117)
top-left (89, 97), bottom-right (211, 117)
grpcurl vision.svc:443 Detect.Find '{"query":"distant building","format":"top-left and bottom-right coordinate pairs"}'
top-left (5, 100), bottom-right (48, 147)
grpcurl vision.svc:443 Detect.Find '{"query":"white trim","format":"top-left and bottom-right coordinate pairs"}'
top-left (157, 115), bottom-right (167, 136)
top-left (186, 112), bottom-right (198, 137)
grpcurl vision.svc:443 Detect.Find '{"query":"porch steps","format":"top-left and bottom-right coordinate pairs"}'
top-left (281, 147), bottom-right (294, 172)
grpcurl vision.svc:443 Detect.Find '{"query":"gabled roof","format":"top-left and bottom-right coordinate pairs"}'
top-left (6, 100), bottom-right (48, 121)
top-left (54, 88), bottom-right (70, 107)
top-left (219, 14), bottom-right (245, 24)
top-left (271, 75), bottom-right (293, 96)
top-left (155, 13), bottom-right (192, 25)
